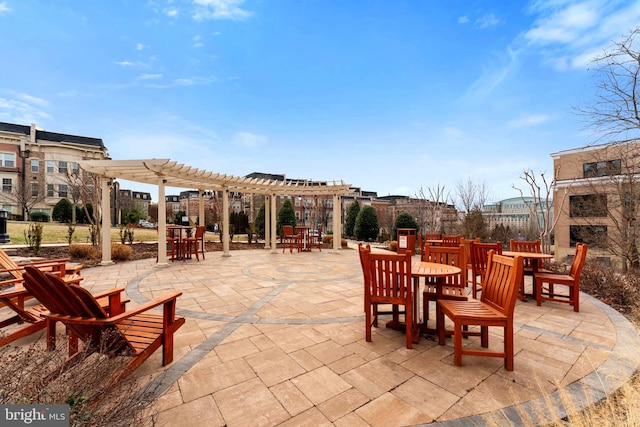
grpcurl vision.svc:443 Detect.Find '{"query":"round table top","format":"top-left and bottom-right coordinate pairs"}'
top-left (502, 251), bottom-right (553, 259)
top-left (412, 261), bottom-right (461, 277)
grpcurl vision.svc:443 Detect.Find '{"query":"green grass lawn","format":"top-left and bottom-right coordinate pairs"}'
top-left (6, 221), bottom-right (159, 245)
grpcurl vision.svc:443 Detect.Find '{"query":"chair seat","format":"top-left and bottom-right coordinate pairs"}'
top-left (534, 272), bottom-right (573, 284)
top-left (438, 299), bottom-right (507, 323)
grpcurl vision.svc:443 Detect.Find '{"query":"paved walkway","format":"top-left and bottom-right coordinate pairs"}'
top-left (5, 247), bottom-right (640, 426)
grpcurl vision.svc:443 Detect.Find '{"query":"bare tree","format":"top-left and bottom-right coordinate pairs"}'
top-left (66, 169), bottom-right (102, 245)
top-left (572, 27), bottom-right (640, 270)
top-left (575, 27), bottom-right (640, 143)
top-left (0, 177), bottom-right (46, 220)
top-left (414, 184), bottom-right (451, 234)
top-left (513, 169), bottom-right (568, 254)
top-left (455, 177), bottom-right (489, 214)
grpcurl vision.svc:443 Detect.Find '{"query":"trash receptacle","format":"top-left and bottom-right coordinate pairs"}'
top-left (397, 228), bottom-right (416, 255)
top-left (0, 210), bottom-right (10, 243)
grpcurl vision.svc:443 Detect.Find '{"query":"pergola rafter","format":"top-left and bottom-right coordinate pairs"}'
top-left (79, 158), bottom-right (352, 265)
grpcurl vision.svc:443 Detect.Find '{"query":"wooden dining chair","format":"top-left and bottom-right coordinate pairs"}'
top-left (437, 251), bottom-right (523, 370)
top-left (534, 243), bottom-right (588, 312)
top-left (358, 243), bottom-right (404, 323)
top-left (421, 244), bottom-right (467, 333)
top-left (461, 238), bottom-right (480, 287)
top-left (441, 235), bottom-right (462, 247)
top-left (282, 225), bottom-right (299, 253)
top-left (184, 225), bottom-right (206, 260)
top-left (470, 242), bottom-right (502, 299)
top-left (363, 248), bottom-right (413, 349)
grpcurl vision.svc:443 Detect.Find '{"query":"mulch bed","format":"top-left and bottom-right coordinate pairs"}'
top-left (13, 240), bottom-right (328, 268)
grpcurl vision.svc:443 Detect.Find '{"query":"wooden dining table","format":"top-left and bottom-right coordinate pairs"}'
top-left (502, 250), bottom-right (553, 300)
top-left (167, 225), bottom-right (195, 260)
top-left (295, 226), bottom-right (312, 252)
top-left (386, 261), bottom-right (461, 343)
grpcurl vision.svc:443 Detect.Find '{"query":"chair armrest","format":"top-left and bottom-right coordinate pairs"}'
top-left (105, 291), bottom-right (182, 324)
top-left (46, 291), bottom-right (183, 326)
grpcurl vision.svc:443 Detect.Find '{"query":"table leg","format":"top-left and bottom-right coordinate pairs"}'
top-left (518, 259), bottom-right (539, 301)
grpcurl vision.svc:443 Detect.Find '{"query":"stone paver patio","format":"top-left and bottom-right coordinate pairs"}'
top-left (4, 245), bottom-right (640, 426)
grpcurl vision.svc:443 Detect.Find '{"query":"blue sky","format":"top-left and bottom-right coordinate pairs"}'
top-left (1, 0), bottom-right (639, 205)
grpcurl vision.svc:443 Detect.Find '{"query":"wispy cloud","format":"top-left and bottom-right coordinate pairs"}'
top-left (233, 131), bottom-right (266, 147)
top-left (193, 35), bottom-right (204, 48)
top-left (475, 13), bottom-right (501, 29)
top-left (0, 92), bottom-right (50, 124)
top-left (192, 0), bottom-right (252, 21)
top-left (508, 114), bottom-right (551, 128)
top-left (464, 46), bottom-right (520, 100)
top-left (166, 8), bottom-right (178, 18)
top-left (458, 16), bottom-right (469, 24)
top-left (138, 73), bottom-right (162, 80)
top-left (135, 43), bottom-right (148, 51)
top-left (0, 1), bottom-right (10, 15)
top-left (524, 0), bottom-right (640, 70)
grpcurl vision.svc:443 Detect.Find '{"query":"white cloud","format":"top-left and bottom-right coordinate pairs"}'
top-left (166, 8), bottom-right (178, 18)
top-left (458, 16), bottom-right (469, 24)
top-left (475, 13), bottom-right (500, 29)
top-left (192, 0), bottom-right (252, 21)
top-left (233, 131), bottom-right (266, 147)
top-left (115, 60), bottom-right (134, 67)
top-left (0, 2), bottom-right (10, 15)
top-left (523, 0), bottom-right (640, 70)
top-left (508, 114), bottom-right (551, 128)
top-left (464, 46), bottom-right (520, 100)
top-left (135, 43), bottom-right (148, 51)
top-left (0, 93), bottom-right (50, 124)
top-left (138, 73), bottom-right (162, 80)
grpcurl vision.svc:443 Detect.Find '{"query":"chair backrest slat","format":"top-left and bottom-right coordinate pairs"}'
top-left (480, 252), bottom-right (523, 317)
top-left (423, 244), bottom-right (465, 286)
top-left (471, 242), bottom-right (502, 275)
top-left (570, 243), bottom-right (588, 278)
top-left (366, 251), bottom-right (412, 302)
top-left (509, 239), bottom-right (541, 253)
top-left (441, 235), bottom-right (462, 247)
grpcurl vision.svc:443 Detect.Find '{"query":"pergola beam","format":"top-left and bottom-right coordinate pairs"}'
top-left (79, 158), bottom-right (352, 262)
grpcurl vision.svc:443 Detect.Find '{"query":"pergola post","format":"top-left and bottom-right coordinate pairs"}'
top-left (198, 189), bottom-right (205, 226)
top-left (100, 178), bottom-right (113, 265)
top-left (156, 178), bottom-right (168, 266)
top-left (222, 188), bottom-right (230, 256)
top-left (270, 193), bottom-right (277, 252)
top-left (264, 195), bottom-right (271, 249)
top-left (333, 193), bottom-right (341, 250)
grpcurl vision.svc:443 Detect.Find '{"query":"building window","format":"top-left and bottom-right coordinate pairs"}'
top-left (0, 153), bottom-right (15, 167)
top-left (31, 159), bottom-right (39, 173)
top-left (2, 178), bottom-right (11, 193)
top-left (569, 194), bottom-right (607, 217)
top-left (583, 159), bottom-right (622, 178)
top-left (570, 225), bottom-right (606, 248)
top-left (47, 161), bottom-right (55, 173)
top-left (31, 183), bottom-right (38, 197)
top-left (71, 162), bottom-right (79, 174)
top-left (47, 184), bottom-right (54, 197)
top-left (58, 161), bottom-right (68, 174)
top-left (58, 184), bottom-right (68, 198)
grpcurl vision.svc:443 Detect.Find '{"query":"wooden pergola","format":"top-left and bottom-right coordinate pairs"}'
top-left (79, 158), bottom-right (353, 265)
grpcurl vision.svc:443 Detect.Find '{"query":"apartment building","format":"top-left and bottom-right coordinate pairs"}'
top-left (552, 141), bottom-right (640, 268)
top-left (0, 122), bottom-right (109, 219)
